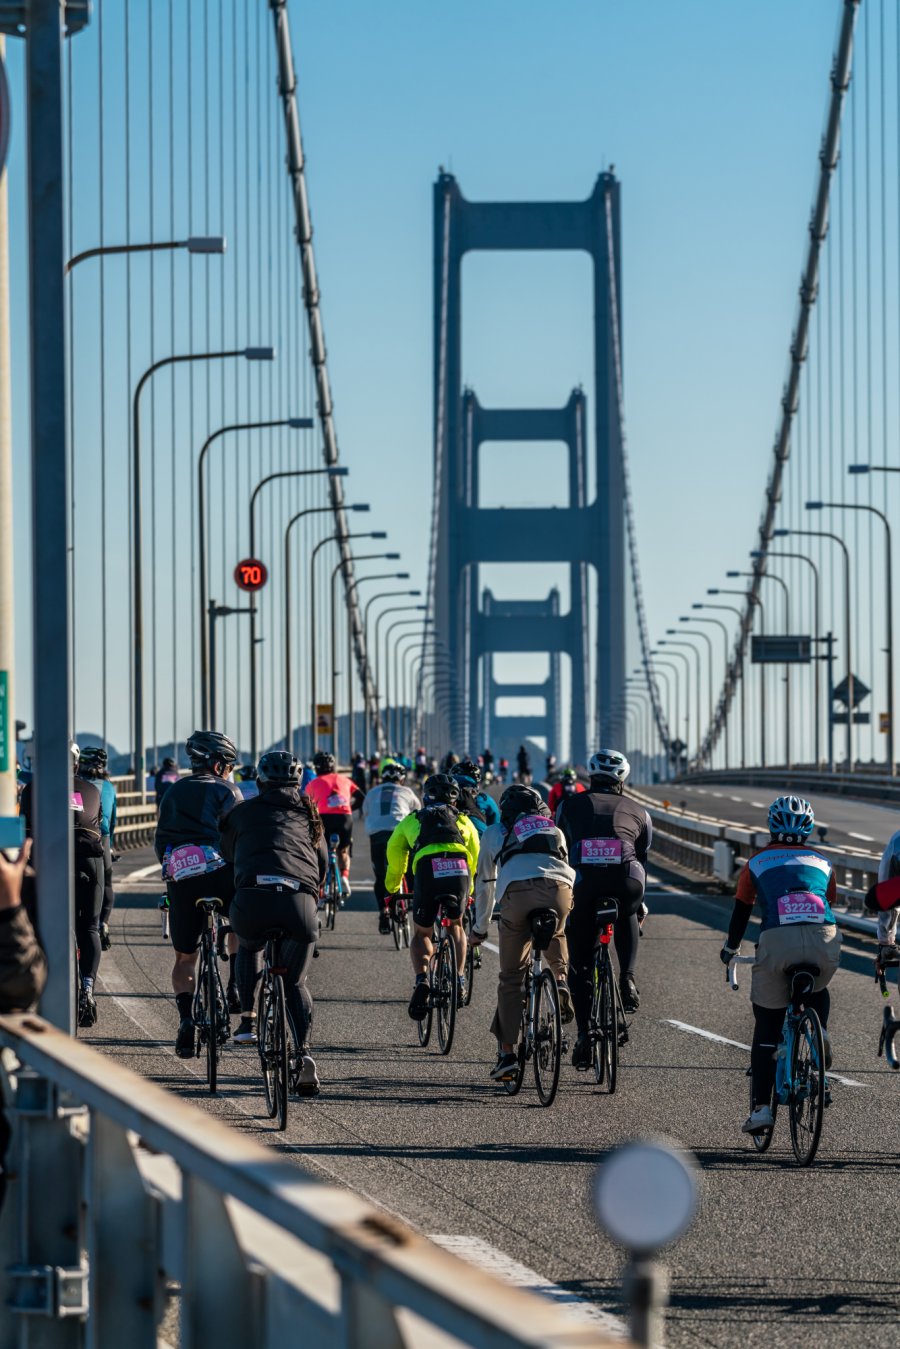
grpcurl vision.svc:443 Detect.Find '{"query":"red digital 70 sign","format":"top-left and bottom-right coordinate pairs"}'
top-left (234, 558), bottom-right (268, 593)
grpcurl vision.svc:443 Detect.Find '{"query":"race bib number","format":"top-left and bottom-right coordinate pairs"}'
top-left (257, 874), bottom-right (299, 890)
top-left (167, 844), bottom-right (215, 882)
top-left (581, 839), bottom-right (623, 865)
top-left (326, 792), bottom-right (346, 810)
top-left (432, 856), bottom-right (468, 877)
top-left (777, 892), bottom-right (826, 925)
top-left (513, 814), bottom-right (553, 840)
top-left (70, 792), bottom-right (84, 812)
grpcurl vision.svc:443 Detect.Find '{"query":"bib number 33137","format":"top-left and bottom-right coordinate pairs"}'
top-left (581, 839), bottom-right (622, 865)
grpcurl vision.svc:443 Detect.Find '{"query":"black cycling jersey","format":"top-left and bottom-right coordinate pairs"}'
top-left (218, 786), bottom-right (328, 895)
top-left (154, 770), bottom-right (241, 861)
top-left (20, 775), bottom-right (104, 859)
top-left (556, 789), bottom-right (652, 893)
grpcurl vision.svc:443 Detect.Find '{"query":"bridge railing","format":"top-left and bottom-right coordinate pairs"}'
top-left (672, 765), bottom-right (900, 804)
top-left (0, 1014), bottom-right (616, 1349)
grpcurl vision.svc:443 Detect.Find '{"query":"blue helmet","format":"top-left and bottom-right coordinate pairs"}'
top-left (767, 795), bottom-right (815, 841)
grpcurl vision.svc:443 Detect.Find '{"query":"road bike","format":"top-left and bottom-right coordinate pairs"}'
top-left (320, 833), bottom-right (343, 932)
top-left (193, 897), bottom-right (232, 1095)
top-left (389, 874), bottom-right (412, 950)
top-left (417, 915), bottom-right (458, 1055)
top-left (257, 928), bottom-right (295, 1130)
top-left (500, 907), bottom-right (563, 1106)
top-left (462, 897), bottom-right (480, 1006)
top-left (876, 949), bottom-right (900, 1069)
top-left (729, 952), bottom-right (829, 1166)
top-left (586, 901), bottom-right (629, 1092)
top-left (159, 894), bottom-right (170, 940)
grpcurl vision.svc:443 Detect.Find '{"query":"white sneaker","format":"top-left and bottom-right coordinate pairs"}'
top-left (296, 1053), bottom-right (320, 1096)
top-left (742, 1105), bottom-right (775, 1134)
top-left (340, 872), bottom-right (351, 898)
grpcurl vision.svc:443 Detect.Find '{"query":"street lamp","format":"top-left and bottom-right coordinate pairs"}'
top-left (811, 494), bottom-right (894, 774)
top-left (66, 235), bottom-right (227, 273)
top-left (197, 417), bottom-right (314, 724)
top-left (132, 345), bottom-right (275, 797)
top-left (670, 628), bottom-right (715, 746)
top-left (708, 589), bottom-right (766, 767)
top-left (247, 464), bottom-right (349, 760)
top-left (207, 601), bottom-right (253, 726)
top-left (751, 547), bottom-right (823, 766)
top-left (728, 569), bottom-right (791, 768)
top-left (352, 594), bottom-right (421, 755)
top-left (657, 645), bottom-right (693, 764)
top-left (645, 659), bottom-right (676, 772)
top-left (362, 600), bottom-right (425, 750)
top-left (284, 504), bottom-right (370, 755)
top-left (330, 559), bottom-right (402, 760)
top-left (383, 614), bottom-right (430, 749)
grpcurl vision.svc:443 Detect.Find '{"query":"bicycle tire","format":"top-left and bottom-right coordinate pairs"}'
top-left (502, 1041), bottom-right (527, 1096)
top-left (533, 971), bottom-right (562, 1106)
top-left (402, 911), bottom-right (411, 948)
top-left (417, 955), bottom-right (434, 1048)
top-left (272, 974), bottom-right (289, 1131)
top-left (789, 1009), bottom-right (825, 1166)
top-left (464, 937), bottom-right (475, 1006)
top-left (205, 935), bottom-right (219, 1094)
top-left (436, 938), bottom-right (457, 1056)
top-left (596, 956), bottom-right (618, 1094)
top-left (391, 902), bottom-right (403, 950)
top-left (747, 1070), bottom-right (776, 1153)
top-left (258, 976), bottom-right (278, 1119)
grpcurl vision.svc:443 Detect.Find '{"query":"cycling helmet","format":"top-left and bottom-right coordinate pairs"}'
top-left (381, 761), bottom-right (407, 783)
top-left (78, 746), bottom-right (108, 776)
top-left (161, 756), bottom-right (177, 770)
top-left (499, 784), bottom-right (546, 826)
top-left (561, 767), bottom-right (578, 782)
top-left (185, 729), bottom-right (237, 768)
top-left (423, 773), bottom-right (459, 806)
top-left (768, 795), bottom-right (815, 842)
top-left (588, 748), bottom-right (630, 787)
top-left (240, 764), bottom-right (259, 781)
top-left (257, 750), bottom-right (300, 786)
top-left (69, 739), bottom-right (80, 764)
top-left (313, 751), bottom-right (336, 775)
top-left (450, 758), bottom-right (481, 785)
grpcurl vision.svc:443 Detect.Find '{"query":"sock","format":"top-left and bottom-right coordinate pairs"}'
top-left (176, 992), bottom-right (193, 1020)
top-left (415, 973), bottom-right (427, 985)
top-left (81, 976), bottom-right (94, 994)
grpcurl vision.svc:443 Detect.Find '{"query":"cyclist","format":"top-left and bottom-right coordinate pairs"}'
top-left (77, 747), bottom-right (118, 952)
top-left (556, 748), bottom-right (651, 1067)
top-left (154, 730), bottom-right (241, 1058)
top-left (516, 745), bottom-right (532, 784)
top-left (545, 753), bottom-right (557, 779)
top-left (497, 757), bottom-right (509, 785)
top-left (470, 784), bottom-right (575, 1080)
top-left (155, 756), bottom-right (180, 808)
top-left (720, 795), bottom-right (840, 1135)
top-left (362, 760), bottom-right (420, 933)
top-left (414, 746), bottom-right (428, 782)
top-left (483, 747), bottom-right (495, 781)
top-left (450, 759), bottom-right (500, 837)
top-left (235, 764), bottom-right (260, 800)
top-left (219, 751), bottom-right (327, 1093)
top-left (548, 767), bottom-right (585, 815)
top-left (385, 773), bottom-right (479, 1017)
top-left (304, 751), bottom-right (364, 896)
top-left (871, 827), bottom-right (900, 964)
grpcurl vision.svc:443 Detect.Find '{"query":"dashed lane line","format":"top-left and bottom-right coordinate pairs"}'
top-left (662, 1018), bottom-right (867, 1088)
top-left (119, 860), bottom-right (163, 884)
top-left (849, 832), bottom-right (875, 843)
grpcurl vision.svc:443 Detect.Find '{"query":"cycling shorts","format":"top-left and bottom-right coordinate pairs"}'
top-left (320, 813), bottom-right (353, 850)
top-left (412, 854), bottom-right (470, 927)
top-left (167, 865), bottom-right (235, 954)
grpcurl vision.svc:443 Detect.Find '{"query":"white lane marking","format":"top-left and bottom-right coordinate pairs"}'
top-left (119, 860), bottom-right (162, 884)
top-left (662, 1019), bottom-right (866, 1087)
top-left (430, 1236), bottom-right (628, 1338)
top-left (751, 801), bottom-right (766, 809)
top-left (695, 789), bottom-right (707, 795)
top-left (712, 792), bottom-right (723, 798)
top-left (849, 832), bottom-right (875, 843)
top-left (730, 795), bottom-right (743, 803)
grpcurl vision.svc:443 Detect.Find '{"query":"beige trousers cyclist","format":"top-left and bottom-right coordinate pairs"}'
top-left (489, 876), bottom-right (573, 1044)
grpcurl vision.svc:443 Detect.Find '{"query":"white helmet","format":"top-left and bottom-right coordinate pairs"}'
top-left (588, 748), bottom-right (630, 786)
top-left (69, 739), bottom-right (80, 764)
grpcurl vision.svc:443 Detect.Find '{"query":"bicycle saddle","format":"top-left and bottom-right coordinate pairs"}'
top-left (786, 962), bottom-right (819, 1007)
top-left (529, 907), bottom-right (558, 953)
top-left (194, 896), bottom-right (224, 910)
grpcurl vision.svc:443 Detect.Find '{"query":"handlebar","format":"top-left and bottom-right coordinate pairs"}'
top-left (726, 952), bottom-right (754, 991)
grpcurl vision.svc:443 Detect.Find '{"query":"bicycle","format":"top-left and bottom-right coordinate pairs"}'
top-left (499, 907), bottom-right (563, 1106)
top-left (389, 874), bottom-right (412, 950)
top-left (159, 894), bottom-right (170, 940)
top-left (728, 952), bottom-right (829, 1166)
top-left (875, 949), bottom-right (900, 1069)
top-left (417, 915), bottom-right (458, 1055)
top-left (257, 928), bottom-right (296, 1131)
top-left (193, 896), bottom-right (232, 1095)
top-left (462, 896), bottom-right (481, 1006)
top-left (320, 833), bottom-right (342, 932)
top-left (587, 902), bottom-right (629, 1092)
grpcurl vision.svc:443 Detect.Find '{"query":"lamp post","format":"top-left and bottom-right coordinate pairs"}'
top-left (670, 629), bottom-right (715, 750)
top-left (133, 345), bottom-right (274, 797)
top-left (330, 560), bottom-right (401, 761)
top-left (811, 496), bottom-right (894, 774)
top-left (692, 602), bottom-right (747, 768)
top-left (645, 660), bottom-right (676, 776)
top-left (753, 544), bottom-right (822, 766)
top-left (709, 588), bottom-right (765, 768)
top-left (657, 646), bottom-right (693, 765)
top-left (284, 504), bottom-right (370, 755)
top-left (680, 618), bottom-right (728, 768)
top-left (385, 616), bottom-right (430, 749)
top-left (197, 417), bottom-right (314, 724)
top-left (341, 569), bottom-right (408, 760)
top-left (662, 638), bottom-right (703, 766)
top-left (729, 570), bottom-right (791, 769)
top-left (247, 464), bottom-right (349, 761)
top-left (309, 533), bottom-right (386, 755)
top-left (66, 234), bottom-right (226, 273)
top-left (780, 527), bottom-right (853, 769)
top-left (351, 596), bottom-right (421, 758)
top-left (366, 605), bottom-right (427, 750)
top-left (207, 601), bottom-right (254, 727)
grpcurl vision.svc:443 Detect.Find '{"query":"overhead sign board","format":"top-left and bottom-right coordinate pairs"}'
top-left (751, 635), bottom-right (811, 665)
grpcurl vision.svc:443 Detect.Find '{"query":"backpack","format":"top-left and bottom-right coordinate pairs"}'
top-left (414, 804), bottom-right (464, 854)
top-left (498, 813), bottom-right (565, 868)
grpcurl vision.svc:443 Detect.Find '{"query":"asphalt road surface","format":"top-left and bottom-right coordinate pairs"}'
top-left (91, 834), bottom-right (900, 1348)
top-left (639, 782), bottom-right (898, 856)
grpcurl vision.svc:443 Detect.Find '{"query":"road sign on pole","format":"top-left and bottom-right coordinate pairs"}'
top-left (751, 635), bottom-right (812, 664)
top-left (316, 704), bottom-right (334, 739)
top-left (880, 712), bottom-right (891, 734)
top-left (234, 558), bottom-right (268, 593)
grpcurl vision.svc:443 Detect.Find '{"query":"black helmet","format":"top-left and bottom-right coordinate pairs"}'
top-left (451, 758), bottom-right (481, 785)
top-left (423, 773), bottom-right (459, 806)
top-left (381, 760), bottom-right (407, 783)
top-left (257, 750), bottom-right (300, 786)
top-left (79, 746), bottom-right (108, 777)
top-left (313, 750), bottom-right (336, 774)
top-left (161, 756), bottom-right (177, 770)
top-left (241, 764), bottom-right (259, 781)
top-left (499, 784), bottom-right (545, 826)
top-left (185, 729), bottom-right (237, 769)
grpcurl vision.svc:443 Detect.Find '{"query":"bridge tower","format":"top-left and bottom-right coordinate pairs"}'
top-left (431, 172), bottom-right (626, 760)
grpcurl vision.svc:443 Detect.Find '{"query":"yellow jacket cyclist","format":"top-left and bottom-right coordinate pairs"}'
top-left (385, 773), bottom-right (480, 1020)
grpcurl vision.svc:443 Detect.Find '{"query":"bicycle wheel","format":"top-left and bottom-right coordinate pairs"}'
top-left (402, 909), bottom-right (411, 948)
top-left (595, 957), bottom-right (618, 1094)
top-left (391, 901), bottom-right (402, 950)
top-left (747, 1069), bottom-right (776, 1154)
top-left (417, 956), bottom-right (434, 1048)
top-left (533, 971), bottom-right (562, 1106)
top-left (258, 976), bottom-right (278, 1118)
top-left (464, 937), bottom-right (475, 1006)
top-left (205, 935), bottom-right (219, 1094)
top-left (436, 939), bottom-right (457, 1056)
top-left (789, 1010), bottom-right (825, 1166)
top-left (502, 1040), bottom-right (527, 1096)
top-left (193, 942), bottom-right (210, 1065)
top-left (271, 975), bottom-right (290, 1130)
top-left (326, 873), bottom-right (337, 931)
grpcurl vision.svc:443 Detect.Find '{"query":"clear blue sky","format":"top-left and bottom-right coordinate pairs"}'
top-left (8, 0), bottom-right (844, 758)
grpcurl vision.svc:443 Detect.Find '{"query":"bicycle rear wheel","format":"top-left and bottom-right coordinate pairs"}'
top-left (594, 956), bottom-right (618, 1093)
top-left (464, 938), bottom-right (475, 1006)
top-left (502, 1040), bottom-right (527, 1096)
top-left (326, 873), bottom-right (338, 931)
top-left (205, 937), bottom-right (219, 1094)
top-left (258, 976), bottom-right (278, 1118)
top-left (417, 957), bottom-right (434, 1048)
top-left (533, 971), bottom-right (561, 1106)
top-left (436, 939), bottom-right (457, 1055)
top-left (789, 1010), bottom-right (825, 1166)
top-left (747, 1069), bottom-right (776, 1153)
top-left (391, 901), bottom-right (403, 950)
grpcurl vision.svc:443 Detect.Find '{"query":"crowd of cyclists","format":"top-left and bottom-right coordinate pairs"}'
top-left (15, 724), bottom-right (900, 1138)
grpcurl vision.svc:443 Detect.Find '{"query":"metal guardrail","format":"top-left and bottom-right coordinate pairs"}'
top-left (631, 789), bottom-right (880, 939)
top-left (0, 1015), bottom-right (617, 1348)
top-left (675, 765), bottom-right (900, 804)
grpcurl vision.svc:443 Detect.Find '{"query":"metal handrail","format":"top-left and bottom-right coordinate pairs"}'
top-left (0, 1015), bottom-right (618, 1347)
